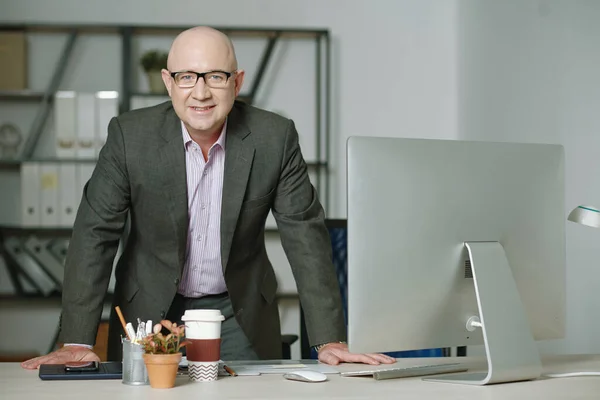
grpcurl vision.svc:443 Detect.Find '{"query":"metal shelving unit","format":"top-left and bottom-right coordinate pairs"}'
top-left (0, 23), bottom-right (331, 209)
top-left (0, 23), bottom-right (332, 298)
top-left (0, 90), bottom-right (45, 101)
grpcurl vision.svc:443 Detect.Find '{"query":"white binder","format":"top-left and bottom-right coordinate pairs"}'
top-left (39, 163), bottom-right (60, 227)
top-left (4, 237), bottom-right (57, 296)
top-left (48, 238), bottom-right (69, 265)
top-left (20, 162), bottom-right (40, 227)
top-left (58, 162), bottom-right (78, 227)
top-left (23, 236), bottom-right (65, 288)
top-left (54, 91), bottom-right (77, 158)
top-left (0, 258), bottom-right (15, 295)
top-left (95, 91), bottom-right (119, 157)
top-left (76, 92), bottom-right (96, 159)
top-left (77, 163), bottom-right (95, 195)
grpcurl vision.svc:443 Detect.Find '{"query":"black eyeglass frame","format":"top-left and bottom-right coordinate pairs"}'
top-left (169, 70), bottom-right (236, 87)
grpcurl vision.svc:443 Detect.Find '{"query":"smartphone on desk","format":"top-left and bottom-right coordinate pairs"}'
top-left (39, 361), bottom-right (122, 380)
top-left (64, 361), bottom-right (99, 372)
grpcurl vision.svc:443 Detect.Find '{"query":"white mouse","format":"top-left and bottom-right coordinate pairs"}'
top-left (283, 370), bottom-right (328, 383)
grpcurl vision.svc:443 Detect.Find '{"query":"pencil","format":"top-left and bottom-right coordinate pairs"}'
top-left (115, 306), bottom-right (132, 341)
top-left (223, 365), bottom-right (238, 377)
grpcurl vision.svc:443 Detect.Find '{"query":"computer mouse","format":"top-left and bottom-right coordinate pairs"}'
top-left (283, 370), bottom-right (328, 383)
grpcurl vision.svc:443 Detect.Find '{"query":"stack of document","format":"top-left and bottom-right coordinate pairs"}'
top-left (179, 358), bottom-right (340, 376)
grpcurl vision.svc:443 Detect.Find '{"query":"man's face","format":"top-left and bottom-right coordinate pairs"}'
top-left (161, 40), bottom-right (244, 138)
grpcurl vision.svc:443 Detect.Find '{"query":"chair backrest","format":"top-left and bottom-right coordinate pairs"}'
top-left (300, 219), bottom-right (445, 359)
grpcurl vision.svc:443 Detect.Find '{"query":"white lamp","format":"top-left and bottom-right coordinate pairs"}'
top-left (549, 205), bottom-right (600, 379)
top-left (567, 205), bottom-right (600, 228)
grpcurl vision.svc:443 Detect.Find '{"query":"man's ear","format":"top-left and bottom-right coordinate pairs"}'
top-left (234, 69), bottom-right (245, 97)
top-left (161, 69), bottom-right (172, 96)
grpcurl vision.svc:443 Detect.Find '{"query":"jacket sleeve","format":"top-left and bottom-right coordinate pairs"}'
top-left (58, 116), bottom-right (131, 345)
top-left (272, 119), bottom-right (347, 347)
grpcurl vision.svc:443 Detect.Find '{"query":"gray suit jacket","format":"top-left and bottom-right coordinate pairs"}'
top-left (58, 100), bottom-right (346, 360)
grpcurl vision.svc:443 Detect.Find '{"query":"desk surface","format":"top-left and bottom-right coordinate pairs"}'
top-left (3, 355), bottom-right (600, 399)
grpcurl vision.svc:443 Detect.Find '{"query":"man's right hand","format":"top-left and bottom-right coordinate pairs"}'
top-left (21, 345), bottom-right (100, 370)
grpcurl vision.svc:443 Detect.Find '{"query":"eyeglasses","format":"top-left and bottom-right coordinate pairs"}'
top-left (169, 70), bottom-right (236, 89)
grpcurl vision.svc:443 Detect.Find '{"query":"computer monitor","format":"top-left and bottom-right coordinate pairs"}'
top-left (346, 136), bottom-right (565, 385)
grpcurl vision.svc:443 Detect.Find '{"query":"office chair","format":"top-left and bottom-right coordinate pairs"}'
top-left (300, 219), bottom-right (463, 359)
top-left (280, 333), bottom-right (297, 360)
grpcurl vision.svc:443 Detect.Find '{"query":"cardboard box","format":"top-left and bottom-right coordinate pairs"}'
top-left (0, 31), bottom-right (27, 90)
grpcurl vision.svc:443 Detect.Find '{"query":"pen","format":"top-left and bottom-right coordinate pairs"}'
top-left (125, 322), bottom-right (136, 343)
top-left (223, 365), bottom-right (238, 377)
top-left (115, 306), bottom-right (132, 341)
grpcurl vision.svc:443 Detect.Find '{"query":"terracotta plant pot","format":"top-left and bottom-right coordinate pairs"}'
top-left (142, 352), bottom-right (182, 389)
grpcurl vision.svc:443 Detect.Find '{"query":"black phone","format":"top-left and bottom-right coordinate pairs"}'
top-left (40, 361), bottom-right (122, 380)
top-left (64, 361), bottom-right (99, 372)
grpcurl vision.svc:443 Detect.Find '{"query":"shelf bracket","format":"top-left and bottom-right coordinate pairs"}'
top-left (246, 32), bottom-right (280, 104)
top-left (21, 30), bottom-right (79, 159)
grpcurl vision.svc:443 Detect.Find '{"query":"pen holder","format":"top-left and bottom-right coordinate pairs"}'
top-left (122, 339), bottom-right (149, 385)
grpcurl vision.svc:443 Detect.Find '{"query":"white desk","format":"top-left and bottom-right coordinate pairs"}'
top-left (3, 355), bottom-right (600, 399)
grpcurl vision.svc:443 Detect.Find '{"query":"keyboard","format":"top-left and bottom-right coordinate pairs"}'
top-left (340, 362), bottom-right (468, 380)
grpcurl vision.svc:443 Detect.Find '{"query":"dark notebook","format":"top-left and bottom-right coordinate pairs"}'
top-left (39, 362), bottom-right (122, 380)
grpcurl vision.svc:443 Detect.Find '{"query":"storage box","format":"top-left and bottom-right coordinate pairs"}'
top-left (0, 31), bottom-right (27, 90)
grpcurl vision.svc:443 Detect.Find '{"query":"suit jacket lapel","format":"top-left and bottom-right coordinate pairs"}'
top-left (221, 104), bottom-right (254, 272)
top-left (158, 108), bottom-right (188, 271)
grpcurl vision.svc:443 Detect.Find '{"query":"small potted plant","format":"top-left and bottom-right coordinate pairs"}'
top-left (140, 49), bottom-right (168, 94)
top-left (141, 320), bottom-right (189, 389)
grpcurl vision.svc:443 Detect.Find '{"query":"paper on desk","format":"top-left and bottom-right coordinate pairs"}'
top-left (231, 364), bottom-right (339, 375)
top-left (179, 357), bottom-right (340, 376)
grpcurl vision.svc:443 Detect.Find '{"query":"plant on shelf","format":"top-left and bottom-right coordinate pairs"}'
top-left (141, 320), bottom-right (189, 389)
top-left (140, 49), bottom-right (169, 94)
top-left (140, 50), bottom-right (168, 73)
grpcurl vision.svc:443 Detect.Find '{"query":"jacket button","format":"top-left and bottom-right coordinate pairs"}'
top-left (160, 311), bottom-right (166, 318)
top-left (174, 278), bottom-right (180, 285)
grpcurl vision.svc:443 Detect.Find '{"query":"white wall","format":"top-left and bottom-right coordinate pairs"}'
top-left (5, 0), bottom-right (599, 359)
top-left (2, 0), bottom-right (459, 360)
top-left (458, 0), bottom-right (600, 354)
top-left (2, 0), bottom-right (459, 217)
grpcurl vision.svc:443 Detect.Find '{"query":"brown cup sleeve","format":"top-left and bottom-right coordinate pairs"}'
top-left (186, 338), bottom-right (221, 362)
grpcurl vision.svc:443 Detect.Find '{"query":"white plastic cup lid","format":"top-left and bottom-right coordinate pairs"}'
top-left (181, 309), bottom-right (225, 322)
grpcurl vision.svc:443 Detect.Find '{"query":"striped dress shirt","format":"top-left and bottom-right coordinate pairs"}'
top-left (65, 121), bottom-right (229, 348)
top-left (177, 121), bottom-right (228, 297)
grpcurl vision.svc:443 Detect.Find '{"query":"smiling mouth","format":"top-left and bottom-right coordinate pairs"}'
top-left (190, 105), bottom-right (215, 112)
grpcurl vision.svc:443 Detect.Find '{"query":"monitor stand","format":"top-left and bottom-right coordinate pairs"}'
top-left (424, 241), bottom-right (542, 385)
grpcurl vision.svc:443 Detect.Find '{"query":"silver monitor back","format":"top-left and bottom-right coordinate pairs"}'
top-left (346, 136), bottom-right (565, 355)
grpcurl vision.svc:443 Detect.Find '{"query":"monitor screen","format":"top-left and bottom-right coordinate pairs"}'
top-left (346, 136), bottom-right (566, 384)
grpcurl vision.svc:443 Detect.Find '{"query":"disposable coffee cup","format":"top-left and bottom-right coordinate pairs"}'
top-left (182, 309), bottom-right (225, 382)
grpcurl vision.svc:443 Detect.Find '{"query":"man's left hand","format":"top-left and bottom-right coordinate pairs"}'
top-left (317, 342), bottom-right (397, 365)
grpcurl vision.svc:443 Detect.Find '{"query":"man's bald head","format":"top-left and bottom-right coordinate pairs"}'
top-left (167, 26), bottom-right (238, 72)
top-left (161, 26), bottom-right (245, 145)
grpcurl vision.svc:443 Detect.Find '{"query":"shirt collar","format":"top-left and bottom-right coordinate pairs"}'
top-left (181, 119), bottom-right (227, 151)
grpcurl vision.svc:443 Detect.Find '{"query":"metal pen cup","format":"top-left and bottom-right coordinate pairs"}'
top-left (122, 339), bottom-right (149, 385)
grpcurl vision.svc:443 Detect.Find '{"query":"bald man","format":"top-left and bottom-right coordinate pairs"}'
top-left (22, 27), bottom-right (395, 369)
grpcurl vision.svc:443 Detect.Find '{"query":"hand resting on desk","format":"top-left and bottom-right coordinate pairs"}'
top-left (317, 342), bottom-right (396, 366)
top-left (21, 345), bottom-right (100, 370)
top-left (20, 343), bottom-right (396, 370)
